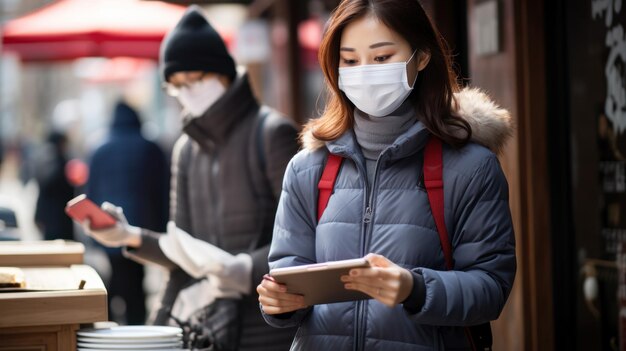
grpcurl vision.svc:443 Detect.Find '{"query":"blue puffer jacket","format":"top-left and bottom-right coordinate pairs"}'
top-left (263, 89), bottom-right (516, 351)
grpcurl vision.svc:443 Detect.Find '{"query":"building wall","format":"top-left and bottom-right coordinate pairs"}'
top-left (466, 0), bottom-right (552, 350)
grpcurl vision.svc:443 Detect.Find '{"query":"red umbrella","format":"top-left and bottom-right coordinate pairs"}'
top-left (1, 0), bottom-right (195, 62)
top-left (79, 57), bottom-right (156, 83)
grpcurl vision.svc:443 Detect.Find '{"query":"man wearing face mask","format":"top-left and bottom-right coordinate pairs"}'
top-left (79, 5), bottom-right (299, 351)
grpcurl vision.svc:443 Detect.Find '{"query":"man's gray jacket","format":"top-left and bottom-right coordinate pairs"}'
top-left (125, 73), bottom-right (299, 350)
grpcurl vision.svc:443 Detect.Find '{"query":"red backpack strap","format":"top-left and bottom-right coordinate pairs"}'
top-left (425, 137), bottom-right (489, 351)
top-left (423, 136), bottom-right (454, 270)
top-left (317, 154), bottom-right (344, 222)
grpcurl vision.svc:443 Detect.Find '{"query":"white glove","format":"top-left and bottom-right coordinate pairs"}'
top-left (171, 277), bottom-right (240, 321)
top-left (159, 222), bottom-right (253, 294)
top-left (218, 253), bottom-right (253, 294)
top-left (82, 202), bottom-right (141, 248)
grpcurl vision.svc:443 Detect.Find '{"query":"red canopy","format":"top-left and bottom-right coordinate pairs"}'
top-left (1, 0), bottom-right (194, 62)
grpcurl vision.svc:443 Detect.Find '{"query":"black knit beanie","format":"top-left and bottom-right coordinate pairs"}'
top-left (160, 5), bottom-right (237, 82)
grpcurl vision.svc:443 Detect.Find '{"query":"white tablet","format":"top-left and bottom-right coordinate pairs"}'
top-left (269, 258), bottom-right (372, 305)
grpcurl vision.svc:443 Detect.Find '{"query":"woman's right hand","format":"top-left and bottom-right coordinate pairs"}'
top-left (257, 275), bottom-right (307, 315)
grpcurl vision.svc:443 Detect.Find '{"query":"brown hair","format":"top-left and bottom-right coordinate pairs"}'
top-left (302, 0), bottom-right (471, 147)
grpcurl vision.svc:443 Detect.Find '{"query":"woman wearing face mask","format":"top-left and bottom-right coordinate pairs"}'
top-left (257, 0), bottom-right (516, 350)
top-left (80, 6), bottom-right (299, 351)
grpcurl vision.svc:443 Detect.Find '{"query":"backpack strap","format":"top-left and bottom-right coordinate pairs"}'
top-left (256, 108), bottom-right (270, 175)
top-left (317, 154), bottom-right (343, 222)
top-left (248, 108), bottom-right (271, 199)
top-left (423, 136), bottom-right (454, 270)
top-left (423, 136), bottom-right (492, 351)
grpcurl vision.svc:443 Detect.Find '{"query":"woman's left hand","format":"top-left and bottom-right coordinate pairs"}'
top-left (341, 253), bottom-right (414, 308)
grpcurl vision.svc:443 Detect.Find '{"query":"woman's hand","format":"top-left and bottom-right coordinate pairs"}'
top-left (257, 275), bottom-right (308, 315)
top-left (341, 253), bottom-right (414, 308)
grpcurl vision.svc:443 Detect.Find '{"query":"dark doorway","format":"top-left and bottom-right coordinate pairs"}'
top-left (547, 0), bottom-right (624, 349)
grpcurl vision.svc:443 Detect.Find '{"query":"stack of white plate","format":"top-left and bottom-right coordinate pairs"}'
top-left (76, 325), bottom-right (184, 351)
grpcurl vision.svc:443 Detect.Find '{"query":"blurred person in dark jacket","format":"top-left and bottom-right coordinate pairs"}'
top-left (86, 101), bottom-right (169, 325)
top-left (34, 131), bottom-right (74, 241)
top-left (79, 6), bottom-right (299, 350)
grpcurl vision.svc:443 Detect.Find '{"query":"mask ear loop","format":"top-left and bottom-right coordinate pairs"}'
top-left (406, 49), bottom-right (419, 88)
top-left (406, 49), bottom-right (418, 64)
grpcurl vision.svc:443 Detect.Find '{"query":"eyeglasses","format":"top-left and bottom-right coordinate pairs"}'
top-left (162, 72), bottom-right (209, 97)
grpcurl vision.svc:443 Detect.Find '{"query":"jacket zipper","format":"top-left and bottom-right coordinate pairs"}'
top-left (354, 154), bottom-right (384, 351)
top-left (363, 207), bottom-right (372, 223)
top-left (345, 153), bottom-right (368, 351)
top-left (210, 150), bottom-right (222, 247)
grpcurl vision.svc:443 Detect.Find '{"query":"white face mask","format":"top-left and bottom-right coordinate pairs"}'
top-left (176, 77), bottom-right (226, 117)
top-left (338, 51), bottom-right (418, 117)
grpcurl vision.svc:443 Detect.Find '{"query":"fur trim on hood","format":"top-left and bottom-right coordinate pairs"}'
top-left (301, 87), bottom-right (513, 154)
top-left (450, 87), bottom-right (513, 154)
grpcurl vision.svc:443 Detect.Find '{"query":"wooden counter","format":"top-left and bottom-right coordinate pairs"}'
top-left (0, 240), bottom-right (84, 267)
top-left (0, 265), bottom-right (107, 350)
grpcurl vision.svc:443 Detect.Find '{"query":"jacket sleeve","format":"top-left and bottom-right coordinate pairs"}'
top-left (262, 156), bottom-right (317, 328)
top-left (122, 228), bottom-right (176, 269)
top-left (123, 136), bottom-right (191, 269)
top-left (249, 114), bottom-right (300, 292)
top-left (409, 154), bottom-right (516, 326)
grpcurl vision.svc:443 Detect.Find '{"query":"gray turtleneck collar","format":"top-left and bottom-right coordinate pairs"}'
top-left (353, 99), bottom-right (417, 161)
top-left (352, 99), bottom-right (417, 186)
